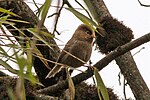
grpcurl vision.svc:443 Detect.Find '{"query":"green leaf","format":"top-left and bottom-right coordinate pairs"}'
top-left (0, 46), bottom-right (7, 55)
top-left (27, 28), bottom-right (54, 49)
top-left (32, 46), bottom-right (50, 71)
top-left (66, 7), bottom-right (98, 27)
top-left (0, 7), bottom-right (20, 17)
top-left (26, 41), bottom-right (32, 72)
top-left (24, 74), bottom-right (44, 86)
top-left (0, 51), bottom-right (17, 63)
top-left (15, 77), bottom-right (26, 100)
top-left (15, 54), bottom-right (27, 75)
top-left (0, 59), bottom-right (18, 74)
top-left (7, 19), bottom-right (30, 24)
top-left (0, 15), bottom-right (9, 21)
top-left (25, 41), bottom-right (42, 85)
top-left (7, 87), bottom-right (16, 100)
top-left (39, 0), bottom-right (52, 26)
top-left (83, 0), bottom-right (106, 37)
top-left (24, 30), bottom-right (51, 71)
top-left (0, 20), bottom-right (15, 25)
top-left (11, 25), bottom-right (26, 36)
top-left (83, 0), bottom-right (100, 23)
top-left (94, 67), bottom-right (110, 100)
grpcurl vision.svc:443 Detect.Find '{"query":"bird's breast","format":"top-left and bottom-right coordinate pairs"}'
top-left (61, 41), bottom-right (92, 68)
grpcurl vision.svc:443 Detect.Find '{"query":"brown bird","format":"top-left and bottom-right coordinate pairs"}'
top-left (46, 24), bottom-right (95, 78)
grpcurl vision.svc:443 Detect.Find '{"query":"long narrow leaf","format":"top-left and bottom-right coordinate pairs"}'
top-left (83, 0), bottom-right (100, 23)
top-left (32, 46), bottom-right (50, 70)
top-left (94, 67), bottom-right (110, 100)
top-left (0, 7), bottom-right (20, 17)
top-left (27, 28), bottom-right (53, 49)
top-left (0, 15), bottom-right (9, 21)
top-left (25, 41), bottom-right (42, 85)
top-left (0, 20), bottom-right (15, 25)
top-left (66, 7), bottom-right (98, 27)
top-left (0, 46), bottom-right (7, 55)
top-left (39, 0), bottom-right (52, 26)
top-left (0, 59), bottom-right (18, 74)
top-left (7, 19), bottom-right (30, 24)
top-left (24, 74), bottom-right (44, 86)
top-left (0, 52), bottom-right (17, 63)
top-left (67, 68), bottom-right (75, 100)
top-left (7, 88), bottom-right (16, 100)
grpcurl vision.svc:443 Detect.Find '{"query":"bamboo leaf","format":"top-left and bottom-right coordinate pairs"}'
top-left (94, 67), bottom-right (110, 100)
top-left (25, 41), bottom-right (43, 85)
top-left (67, 68), bottom-right (75, 100)
top-left (26, 41), bottom-right (32, 72)
top-left (83, 0), bottom-right (100, 23)
top-left (27, 28), bottom-right (53, 49)
top-left (15, 77), bottom-right (26, 100)
top-left (0, 59), bottom-right (18, 74)
top-left (0, 46), bottom-right (7, 55)
top-left (66, 7), bottom-right (98, 27)
top-left (0, 15), bottom-right (9, 22)
top-left (39, 0), bottom-right (52, 25)
top-left (32, 46), bottom-right (50, 71)
top-left (7, 88), bottom-right (16, 100)
top-left (7, 19), bottom-right (30, 24)
top-left (0, 7), bottom-right (20, 17)
top-left (0, 20), bottom-right (15, 25)
top-left (24, 74), bottom-right (44, 86)
top-left (0, 51), bottom-right (17, 63)
top-left (66, 7), bottom-right (99, 34)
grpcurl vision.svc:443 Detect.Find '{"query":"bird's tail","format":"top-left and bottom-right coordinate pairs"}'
top-left (45, 65), bottom-right (62, 79)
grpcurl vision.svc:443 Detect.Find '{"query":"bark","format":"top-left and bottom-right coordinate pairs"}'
top-left (89, 0), bottom-right (150, 99)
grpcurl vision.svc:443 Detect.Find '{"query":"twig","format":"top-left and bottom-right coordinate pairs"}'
top-left (123, 78), bottom-right (127, 100)
top-left (138, 0), bottom-right (150, 7)
top-left (63, 0), bottom-right (73, 8)
top-left (118, 72), bottom-right (121, 85)
top-left (75, 0), bottom-right (93, 20)
top-left (32, 0), bottom-right (40, 12)
top-left (52, 1), bottom-right (64, 35)
top-left (133, 47), bottom-right (145, 56)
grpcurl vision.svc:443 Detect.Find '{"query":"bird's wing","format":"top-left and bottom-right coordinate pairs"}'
top-left (67, 40), bottom-right (92, 62)
top-left (57, 38), bottom-right (76, 63)
top-left (45, 39), bottom-right (75, 79)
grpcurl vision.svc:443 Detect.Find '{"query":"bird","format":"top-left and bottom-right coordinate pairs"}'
top-left (46, 24), bottom-right (95, 78)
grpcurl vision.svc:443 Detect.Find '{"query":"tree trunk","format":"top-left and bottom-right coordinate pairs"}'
top-left (89, 0), bottom-right (150, 99)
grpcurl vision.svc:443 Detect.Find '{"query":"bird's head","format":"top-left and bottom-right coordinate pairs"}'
top-left (73, 24), bottom-right (95, 43)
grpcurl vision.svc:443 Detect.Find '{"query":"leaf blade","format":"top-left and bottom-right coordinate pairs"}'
top-left (66, 7), bottom-right (98, 27)
top-left (94, 67), bottom-right (110, 100)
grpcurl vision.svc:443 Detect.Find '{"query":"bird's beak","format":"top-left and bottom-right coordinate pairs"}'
top-left (92, 32), bottom-right (96, 38)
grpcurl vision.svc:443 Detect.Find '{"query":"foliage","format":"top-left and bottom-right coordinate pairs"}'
top-left (0, 0), bottom-right (132, 99)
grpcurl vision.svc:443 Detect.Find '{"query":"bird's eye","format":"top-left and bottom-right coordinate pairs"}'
top-left (85, 31), bottom-right (92, 35)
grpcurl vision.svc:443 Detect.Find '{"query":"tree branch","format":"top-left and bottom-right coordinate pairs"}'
top-left (88, 0), bottom-right (150, 99)
top-left (138, 0), bottom-right (150, 7)
top-left (37, 32), bottom-right (150, 95)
